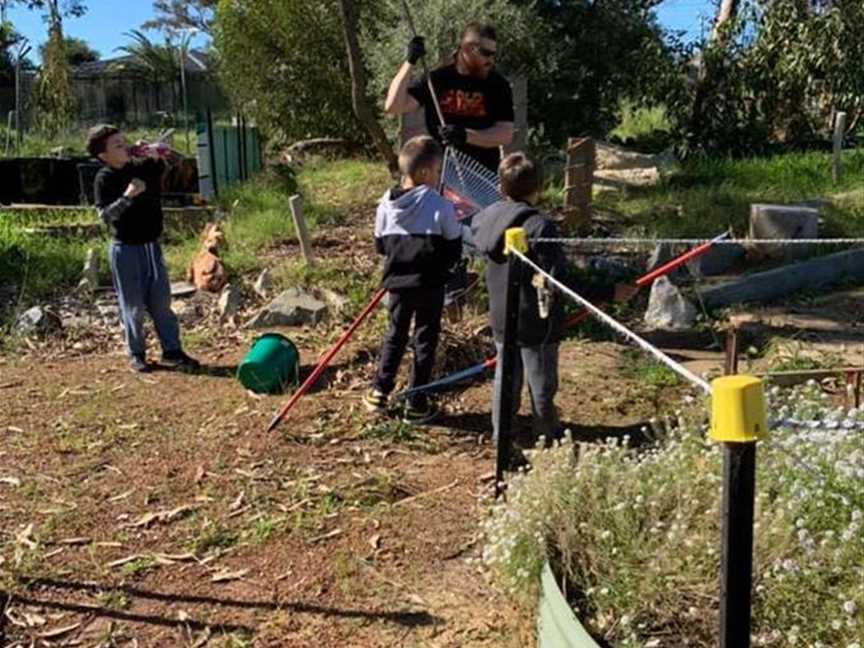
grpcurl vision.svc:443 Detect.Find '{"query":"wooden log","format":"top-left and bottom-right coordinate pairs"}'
top-left (699, 248), bottom-right (864, 308)
top-left (289, 194), bottom-right (314, 267)
top-left (563, 137), bottom-right (595, 232)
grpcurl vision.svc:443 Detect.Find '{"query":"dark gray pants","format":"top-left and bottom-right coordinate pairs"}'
top-left (373, 286), bottom-right (445, 406)
top-left (492, 341), bottom-right (560, 444)
top-left (109, 241), bottom-right (181, 358)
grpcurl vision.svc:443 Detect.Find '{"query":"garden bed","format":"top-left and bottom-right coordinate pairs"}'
top-left (485, 383), bottom-right (864, 646)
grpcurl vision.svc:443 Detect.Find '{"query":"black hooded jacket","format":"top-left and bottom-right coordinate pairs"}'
top-left (471, 201), bottom-right (568, 346)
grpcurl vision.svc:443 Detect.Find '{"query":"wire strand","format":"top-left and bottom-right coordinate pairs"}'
top-left (510, 249), bottom-right (712, 394)
top-left (533, 237), bottom-right (864, 246)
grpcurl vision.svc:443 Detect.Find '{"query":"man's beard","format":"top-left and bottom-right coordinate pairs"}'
top-left (458, 50), bottom-right (492, 79)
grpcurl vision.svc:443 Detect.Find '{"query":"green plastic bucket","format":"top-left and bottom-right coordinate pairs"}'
top-left (236, 333), bottom-right (300, 394)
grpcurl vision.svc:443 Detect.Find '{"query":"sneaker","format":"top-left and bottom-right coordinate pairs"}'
top-left (129, 354), bottom-right (151, 373)
top-left (363, 389), bottom-right (388, 413)
top-left (402, 399), bottom-right (439, 425)
top-left (161, 349), bottom-right (200, 371)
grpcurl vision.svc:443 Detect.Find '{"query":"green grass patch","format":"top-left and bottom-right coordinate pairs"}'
top-left (188, 519), bottom-right (240, 556)
top-left (593, 148), bottom-right (864, 238)
top-left (620, 348), bottom-right (680, 387)
top-left (1, 125), bottom-right (196, 158)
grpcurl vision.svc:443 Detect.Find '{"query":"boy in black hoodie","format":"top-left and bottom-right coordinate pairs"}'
top-left (364, 136), bottom-right (462, 424)
top-left (472, 152), bottom-right (635, 444)
top-left (87, 125), bottom-right (198, 374)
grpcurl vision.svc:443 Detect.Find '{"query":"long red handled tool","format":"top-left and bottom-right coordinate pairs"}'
top-left (394, 231), bottom-right (729, 400)
top-left (635, 231), bottom-right (730, 287)
top-left (266, 287), bottom-right (387, 432)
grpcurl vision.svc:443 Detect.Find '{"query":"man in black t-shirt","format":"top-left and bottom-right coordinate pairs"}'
top-left (384, 22), bottom-right (514, 173)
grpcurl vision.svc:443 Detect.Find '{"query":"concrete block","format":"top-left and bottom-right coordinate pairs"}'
top-left (749, 203), bottom-right (819, 260)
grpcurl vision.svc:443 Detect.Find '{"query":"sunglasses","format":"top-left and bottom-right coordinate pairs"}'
top-left (469, 43), bottom-right (497, 58)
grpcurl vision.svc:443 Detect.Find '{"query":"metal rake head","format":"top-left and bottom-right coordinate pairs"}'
top-left (441, 147), bottom-right (502, 215)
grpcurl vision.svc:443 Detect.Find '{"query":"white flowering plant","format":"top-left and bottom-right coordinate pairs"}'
top-left (483, 381), bottom-right (864, 647)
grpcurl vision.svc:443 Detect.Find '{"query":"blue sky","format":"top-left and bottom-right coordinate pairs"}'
top-left (7, 0), bottom-right (713, 61)
top-left (6, 0), bottom-right (210, 60)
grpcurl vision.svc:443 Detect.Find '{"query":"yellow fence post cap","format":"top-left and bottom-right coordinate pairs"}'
top-left (710, 375), bottom-right (768, 443)
top-left (504, 227), bottom-right (528, 255)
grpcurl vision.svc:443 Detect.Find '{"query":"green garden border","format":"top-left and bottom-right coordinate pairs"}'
top-left (537, 561), bottom-right (601, 648)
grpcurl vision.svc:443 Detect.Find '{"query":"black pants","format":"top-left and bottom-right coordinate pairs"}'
top-left (373, 286), bottom-right (445, 405)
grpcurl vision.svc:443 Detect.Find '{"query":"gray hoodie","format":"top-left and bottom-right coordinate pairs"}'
top-left (374, 185), bottom-right (462, 291)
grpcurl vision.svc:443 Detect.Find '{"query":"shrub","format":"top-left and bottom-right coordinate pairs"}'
top-left (484, 383), bottom-right (864, 646)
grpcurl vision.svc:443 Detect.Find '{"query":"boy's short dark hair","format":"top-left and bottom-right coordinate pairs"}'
top-left (499, 152), bottom-right (542, 202)
top-left (398, 135), bottom-right (443, 180)
top-left (86, 124), bottom-right (120, 158)
top-left (461, 23), bottom-right (497, 43)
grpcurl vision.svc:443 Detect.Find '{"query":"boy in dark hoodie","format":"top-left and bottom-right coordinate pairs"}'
top-left (472, 152), bottom-right (636, 444)
top-left (364, 136), bottom-right (463, 424)
top-left (87, 125), bottom-right (199, 374)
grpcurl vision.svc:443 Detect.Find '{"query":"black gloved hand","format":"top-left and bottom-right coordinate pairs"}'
top-left (405, 36), bottom-right (426, 65)
top-left (439, 124), bottom-right (467, 147)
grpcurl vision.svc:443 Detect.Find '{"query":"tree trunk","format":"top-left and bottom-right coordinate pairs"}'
top-left (710, 0), bottom-right (740, 45)
top-left (688, 0), bottom-right (740, 147)
top-left (337, 0), bottom-right (398, 176)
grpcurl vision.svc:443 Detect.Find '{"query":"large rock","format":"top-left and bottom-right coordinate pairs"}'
top-left (218, 283), bottom-right (242, 324)
top-left (317, 288), bottom-right (350, 316)
top-left (248, 287), bottom-right (327, 328)
top-left (749, 203), bottom-right (819, 260)
top-left (644, 276), bottom-right (697, 330)
top-left (77, 248), bottom-right (99, 293)
top-left (15, 306), bottom-right (63, 336)
top-left (253, 269), bottom-right (272, 299)
top-left (595, 141), bottom-right (676, 172)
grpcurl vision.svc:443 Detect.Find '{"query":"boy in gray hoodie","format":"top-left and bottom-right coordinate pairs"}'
top-left (364, 136), bottom-right (463, 424)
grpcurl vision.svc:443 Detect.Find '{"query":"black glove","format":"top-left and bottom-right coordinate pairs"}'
top-left (439, 124), bottom-right (467, 147)
top-left (405, 36), bottom-right (426, 65)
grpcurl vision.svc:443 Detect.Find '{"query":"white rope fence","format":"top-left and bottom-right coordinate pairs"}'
top-left (533, 237), bottom-right (864, 246)
top-left (510, 248), bottom-right (712, 394)
top-left (770, 417), bottom-right (864, 431)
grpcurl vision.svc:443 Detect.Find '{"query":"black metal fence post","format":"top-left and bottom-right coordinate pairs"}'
top-left (710, 375), bottom-right (767, 648)
top-left (495, 227), bottom-right (528, 499)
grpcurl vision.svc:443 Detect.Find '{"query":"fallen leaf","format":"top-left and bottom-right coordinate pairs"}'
top-left (0, 476), bottom-right (21, 487)
top-left (154, 552), bottom-right (196, 563)
top-left (211, 568), bottom-right (249, 583)
top-left (407, 594), bottom-right (428, 607)
top-left (108, 489), bottom-right (135, 503)
top-left (58, 537), bottom-right (91, 546)
top-left (308, 528), bottom-right (343, 544)
top-left (194, 465), bottom-right (206, 484)
top-left (23, 612), bottom-right (46, 627)
top-left (229, 491), bottom-right (245, 512)
top-left (106, 554), bottom-right (142, 568)
top-left (16, 523), bottom-right (36, 549)
top-left (38, 623), bottom-right (80, 638)
top-left (368, 534), bottom-right (381, 549)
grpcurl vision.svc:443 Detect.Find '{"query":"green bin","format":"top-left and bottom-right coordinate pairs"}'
top-left (236, 333), bottom-right (300, 394)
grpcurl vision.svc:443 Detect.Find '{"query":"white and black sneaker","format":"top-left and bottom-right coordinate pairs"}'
top-left (129, 354), bottom-right (151, 374)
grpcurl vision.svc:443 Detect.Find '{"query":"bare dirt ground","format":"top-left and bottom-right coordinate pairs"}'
top-left (0, 324), bottom-right (689, 648)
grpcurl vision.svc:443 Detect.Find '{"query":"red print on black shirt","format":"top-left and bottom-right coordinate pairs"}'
top-left (439, 90), bottom-right (487, 118)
